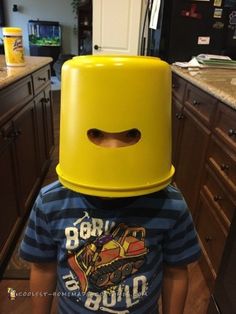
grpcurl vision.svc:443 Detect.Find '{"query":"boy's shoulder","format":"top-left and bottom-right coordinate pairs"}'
top-left (39, 180), bottom-right (83, 203)
top-left (41, 180), bottom-right (64, 195)
top-left (143, 184), bottom-right (185, 203)
top-left (162, 184), bottom-right (185, 200)
top-left (136, 185), bottom-right (188, 217)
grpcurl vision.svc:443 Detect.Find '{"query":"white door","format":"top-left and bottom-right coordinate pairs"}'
top-left (93, 0), bottom-right (143, 55)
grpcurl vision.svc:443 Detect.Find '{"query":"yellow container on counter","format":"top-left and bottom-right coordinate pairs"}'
top-left (3, 27), bottom-right (25, 66)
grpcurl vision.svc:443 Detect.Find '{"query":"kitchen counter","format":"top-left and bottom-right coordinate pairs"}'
top-left (0, 55), bottom-right (52, 90)
top-left (171, 65), bottom-right (236, 110)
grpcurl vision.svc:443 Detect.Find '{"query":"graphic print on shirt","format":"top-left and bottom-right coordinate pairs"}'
top-left (64, 211), bottom-right (149, 312)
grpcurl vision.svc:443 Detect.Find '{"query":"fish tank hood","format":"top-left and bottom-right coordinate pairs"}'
top-left (28, 20), bottom-right (61, 46)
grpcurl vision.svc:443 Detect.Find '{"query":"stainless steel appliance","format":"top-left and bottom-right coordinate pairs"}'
top-left (140, 0), bottom-right (236, 62)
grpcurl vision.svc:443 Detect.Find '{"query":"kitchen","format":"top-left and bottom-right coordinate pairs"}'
top-left (0, 1), bottom-right (236, 313)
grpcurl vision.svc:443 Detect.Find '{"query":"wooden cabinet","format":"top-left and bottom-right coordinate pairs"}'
top-left (11, 102), bottom-right (39, 214)
top-left (172, 76), bottom-right (212, 217)
top-left (32, 65), bottom-right (51, 93)
top-left (34, 85), bottom-right (54, 176)
top-left (172, 75), bottom-right (185, 167)
top-left (0, 76), bottom-right (33, 125)
top-left (0, 127), bottom-right (20, 255)
top-left (200, 102), bottom-right (236, 290)
top-left (43, 85), bottom-right (54, 157)
top-left (174, 106), bottom-right (210, 217)
top-left (172, 72), bottom-right (236, 291)
top-left (34, 92), bottom-right (49, 176)
top-left (0, 64), bottom-right (54, 269)
top-left (197, 191), bottom-right (228, 286)
top-left (207, 211), bottom-right (236, 314)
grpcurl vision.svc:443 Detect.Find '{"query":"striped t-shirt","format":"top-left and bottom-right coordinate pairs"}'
top-left (20, 181), bottom-right (201, 314)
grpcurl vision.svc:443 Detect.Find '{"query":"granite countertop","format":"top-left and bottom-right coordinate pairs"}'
top-left (0, 55), bottom-right (53, 90)
top-left (171, 65), bottom-right (236, 110)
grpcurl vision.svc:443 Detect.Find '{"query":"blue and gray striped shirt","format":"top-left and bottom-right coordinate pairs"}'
top-left (20, 181), bottom-right (201, 314)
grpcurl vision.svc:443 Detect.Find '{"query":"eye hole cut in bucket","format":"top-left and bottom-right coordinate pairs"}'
top-left (87, 128), bottom-right (141, 148)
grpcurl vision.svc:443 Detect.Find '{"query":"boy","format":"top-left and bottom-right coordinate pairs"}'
top-left (20, 56), bottom-right (201, 314)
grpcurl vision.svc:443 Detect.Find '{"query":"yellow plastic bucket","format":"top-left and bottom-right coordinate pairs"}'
top-left (56, 55), bottom-right (175, 197)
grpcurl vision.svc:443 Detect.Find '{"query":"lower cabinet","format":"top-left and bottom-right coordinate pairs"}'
top-left (13, 102), bottom-right (39, 214)
top-left (172, 72), bottom-right (236, 292)
top-left (34, 87), bottom-right (54, 177)
top-left (44, 85), bottom-right (54, 158)
top-left (174, 106), bottom-right (210, 218)
top-left (0, 130), bottom-right (21, 256)
top-left (0, 64), bottom-right (54, 270)
top-left (197, 191), bottom-right (228, 291)
top-left (35, 92), bottom-right (49, 176)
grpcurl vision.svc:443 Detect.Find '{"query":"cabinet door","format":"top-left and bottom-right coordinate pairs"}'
top-left (172, 74), bottom-right (186, 103)
top-left (197, 192), bottom-right (227, 277)
top-left (175, 108), bottom-right (210, 216)
top-left (32, 65), bottom-right (51, 95)
top-left (93, 0), bottom-right (142, 55)
top-left (13, 102), bottom-right (39, 214)
top-left (172, 98), bottom-right (183, 168)
top-left (208, 211), bottom-right (236, 314)
top-left (35, 91), bottom-right (48, 175)
top-left (44, 86), bottom-right (54, 157)
top-left (0, 124), bottom-right (21, 258)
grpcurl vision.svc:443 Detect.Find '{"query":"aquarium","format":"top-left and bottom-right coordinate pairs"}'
top-left (28, 20), bottom-right (61, 46)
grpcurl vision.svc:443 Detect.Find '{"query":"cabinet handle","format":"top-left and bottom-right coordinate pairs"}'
top-left (12, 129), bottom-right (21, 138)
top-left (14, 129), bottom-right (22, 137)
top-left (3, 129), bottom-right (21, 141)
top-left (38, 77), bottom-right (46, 82)
top-left (193, 99), bottom-right (200, 106)
top-left (3, 133), bottom-right (14, 141)
top-left (220, 163), bottom-right (230, 171)
top-left (205, 236), bottom-right (213, 243)
top-left (42, 97), bottom-right (50, 103)
top-left (175, 113), bottom-right (184, 120)
top-left (213, 195), bottom-right (222, 202)
top-left (228, 129), bottom-right (236, 137)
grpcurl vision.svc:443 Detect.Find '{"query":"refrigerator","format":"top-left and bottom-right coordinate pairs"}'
top-left (222, 0), bottom-right (236, 60)
top-left (140, 0), bottom-right (236, 63)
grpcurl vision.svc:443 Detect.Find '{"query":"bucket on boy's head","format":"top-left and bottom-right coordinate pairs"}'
top-left (2, 27), bottom-right (25, 67)
top-left (56, 55), bottom-right (175, 197)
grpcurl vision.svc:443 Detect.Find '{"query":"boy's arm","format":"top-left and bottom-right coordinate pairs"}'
top-left (30, 262), bottom-right (57, 314)
top-left (161, 264), bottom-right (189, 314)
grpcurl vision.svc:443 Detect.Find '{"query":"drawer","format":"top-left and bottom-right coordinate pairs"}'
top-left (32, 65), bottom-right (51, 95)
top-left (197, 192), bottom-right (228, 274)
top-left (172, 73), bottom-right (186, 102)
top-left (0, 76), bottom-right (33, 126)
top-left (185, 83), bottom-right (217, 126)
top-left (208, 137), bottom-right (236, 194)
top-left (202, 166), bottom-right (235, 227)
top-left (214, 102), bottom-right (236, 152)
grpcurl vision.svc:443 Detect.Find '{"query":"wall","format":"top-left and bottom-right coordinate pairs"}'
top-left (1, 0), bottom-right (78, 55)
